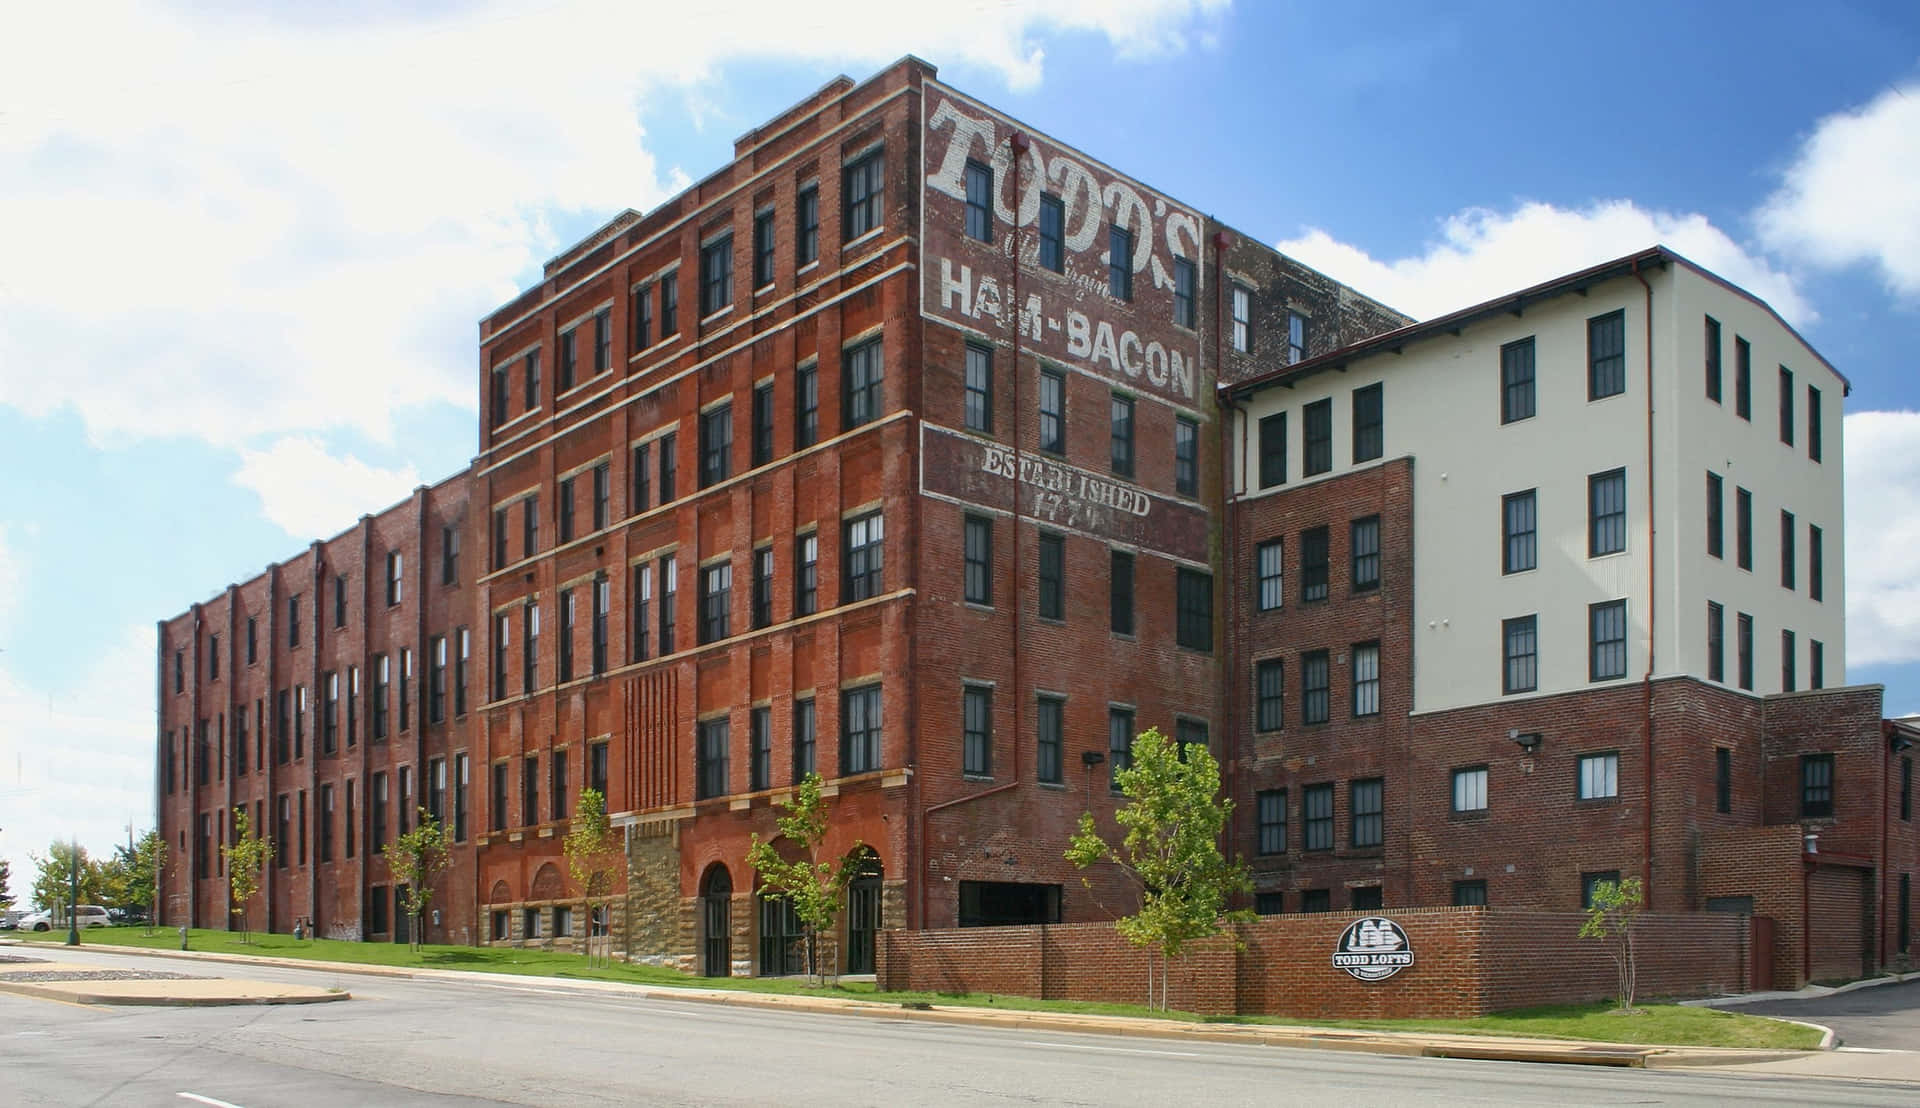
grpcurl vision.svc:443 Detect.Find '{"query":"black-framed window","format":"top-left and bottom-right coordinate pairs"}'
top-left (456, 625), bottom-right (472, 710)
top-left (751, 547), bottom-right (773, 630)
top-left (592, 307), bottom-right (611, 374)
top-left (1808, 385), bottom-right (1823, 462)
top-left (1590, 599), bottom-right (1627, 681)
top-left (1108, 224), bottom-right (1133, 300)
top-left (1174, 417), bottom-right (1198, 497)
top-left (1038, 192), bottom-right (1064, 272)
top-left (1301, 889), bottom-right (1331, 913)
top-left (551, 750), bottom-right (568, 821)
top-left (519, 756), bottom-right (535, 827)
top-left (1737, 611), bottom-right (1753, 690)
top-left (964, 344), bottom-right (992, 433)
top-left (1503, 614), bottom-right (1537, 695)
top-left (1800, 753), bottom-right (1834, 819)
top-left (1810, 524), bottom-right (1824, 602)
top-left (1707, 601), bottom-right (1725, 683)
top-left (322, 670), bottom-right (339, 754)
top-left (963, 514), bottom-right (992, 606)
top-left (386, 551), bottom-right (403, 606)
top-left (1256, 539), bottom-right (1283, 611)
top-left (1704, 316), bottom-right (1722, 402)
top-left (629, 562), bottom-right (650, 663)
top-left (1350, 515), bottom-right (1380, 592)
top-left (1735, 335), bottom-right (1752, 420)
top-left (1175, 568), bottom-right (1212, 652)
top-left (1503, 489), bottom-right (1537, 573)
top-left (696, 718), bottom-right (729, 800)
top-left (700, 233), bottom-right (733, 317)
top-left (660, 272), bottom-right (678, 335)
top-left (750, 706), bottom-right (771, 792)
top-left (1781, 510), bottom-right (1796, 590)
top-left (963, 159), bottom-right (993, 243)
top-left (751, 383), bottom-right (774, 467)
top-left (1178, 720), bottom-right (1210, 758)
top-left (699, 402), bottom-right (732, 488)
top-left (1351, 642), bottom-right (1380, 717)
top-left (1302, 650), bottom-right (1329, 725)
top-left (1257, 790), bottom-right (1287, 855)
top-left (630, 442), bottom-right (650, 517)
top-left (700, 561), bottom-right (731, 645)
top-left (490, 761), bottom-right (508, 833)
top-left (1303, 784), bottom-right (1333, 851)
top-left (1037, 531), bottom-right (1064, 620)
top-left (1452, 766), bottom-right (1488, 813)
top-left (557, 326), bottom-right (577, 393)
top-left (1110, 550), bottom-right (1134, 635)
top-left (1231, 285), bottom-right (1251, 352)
top-left (1352, 383), bottom-right (1383, 463)
top-left (1736, 487), bottom-right (1753, 570)
top-left (1303, 399), bottom-right (1332, 477)
top-left (428, 635), bottom-right (449, 723)
top-left (633, 282), bottom-right (653, 350)
top-left (1501, 337), bottom-right (1535, 423)
top-left (963, 684), bottom-right (992, 777)
top-left (557, 590), bottom-right (575, 682)
top-left (1107, 707), bottom-right (1133, 790)
top-left (1715, 747), bottom-right (1732, 814)
top-left (1351, 779), bottom-right (1383, 848)
top-left (796, 184), bottom-right (819, 266)
top-left (792, 697), bottom-right (816, 783)
top-left (1301, 526), bottom-right (1329, 602)
top-left (1255, 658), bottom-right (1284, 731)
top-left (1588, 309), bottom-right (1625, 399)
top-left (443, 523), bottom-right (461, 584)
top-left (843, 512), bottom-right (884, 602)
top-left (1036, 694), bottom-right (1063, 784)
top-left (1038, 368), bottom-right (1065, 454)
top-left (1173, 257), bottom-right (1195, 329)
top-left (333, 574), bottom-right (347, 628)
top-left (753, 210), bottom-right (775, 288)
top-left (1110, 393), bottom-right (1135, 478)
top-left (522, 494), bottom-right (538, 559)
top-left (844, 148), bottom-right (884, 240)
top-left (1589, 468), bottom-right (1626, 556)
top-left (842, 684), bottom-right (882, 774)
top-left (1582, 871), bottom-right (1621, 910)
top-left (1779, 366), bottom-right (1795, 446)
top-left (843, 338), bottom-right (884, 430)
top-left (1257, 412), bottom-right (1286, 488)
top-left (1454, 881), bottom-right (1488, 907)
top-left (795, 532), bottom-right (818, 616)
top-left (1812, 639), bottom-right (1825, 689)
top-left (491, 363), bottom-right (509, 428)
top-left (1255, 892), bottom-right (1285, 916)
top-left (1706, 472), bottom-right (1724, 558)
top-left (1782, 628), bottom-right (1797, 692)
top-left (1287, 313), bottom-right (1306, 365)
top-left (246, 618), bottom-right (257, 665)
top-left (1578, 752), bottom-right (1619, 800)
top-left (794, 361), bottom-right (819, 449)
top-left (658, 555), bottom-right (676, 655)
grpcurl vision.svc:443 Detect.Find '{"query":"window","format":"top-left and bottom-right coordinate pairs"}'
top-left (491, 364), bottom-right (509, 428)
top-left (1707, 602), bottom-right (1725, 683)
top-left (753, 209), bottom-right (775, 288)
top-left (247, 618), bottom-right (257, 665)
top-left (330, 575), bottom-right (346, 629)
top-left (1706, 472), bottom-right (1724, 559)
top-left (1110, 394), bottom-right (1134, 478)
top-left (1037, 532), bottom-right (1064, 620)
top-left (1176, 569), bottom-right (1212, 652)
top-left (591, 576), bottom-right (609, 676)
top-left (493, 507), bottom-right (510, 569)
top-left (1035, 694), bottom-right (1063, 785)
top-left (1350, 516), bottom-right (1380, 592)
top-left (1286, 313), bottom-right (1307, 366)
top-left (963, 159), bottom-right (993, 242)
top-left (1715, 747), bottom-right (1732, 814)
top-left (558, 590), bottom-right (575, 682)
top-left (795, 361), bottom-right (819, 448)
top-left (1782, 629), bottom-right (1797, 692)
top-left (1737, 611), bottom-right (1754, 690)
top-left (1255, 658), bottom-right (1285, 731)
top-left (427, 756), bottom-right (446, 824)
top-left (1257, 790), bottom-right (1286, 855)
top-left (1903, 756), bottom-right (1911, 822)
top-left (1301, 889), bottom-right (1332, 913)
top-left (797, 184), bottom-right (819, 266)
top-left (1230, 285), bottom-right (1251, 352)
top-left (1038, 368), bottom-right (1065, 454)
top-left (1107, 224), bottom-right (1133, 300)
top-left (1255, 893), bottom-right (1285, 916)
top-left (700, 561), bottom-right (731, 644)
top-left (1303, 399), bottom-right (1332, 477)
top-left (1173, 257), bottom-right (1195, 329)
top-left (1812, 639), bottom-right (1825, 689)
top-left (842, 337), bottom-right (884, 429)
top-left (1038, 192), bottom-right (1064, 272)
top-left (592, 462), bottom-right (609, 532)
top-left (372, 773), bottom-right (388, 851)
top-left (750, 707), bottom-right (771, 791)
top-left (795, 532), bottom-right (818, 616)
top-left (842, 684), bottom-right (882, 774)
top-left (593, 307), bottom-right (611, 374)
top-left (660, 273), bottom-right (678, 335)
top-left (523, 494), bottom-right (539, 559)
top-left (844, 148), bottom-right (884, 240)
top-left (696, 718), bottom-right (729, 800)
top-left (322, 671), bottom-right (339, 755)
top-left (1779, 366), bottom-right (1795, 445)
top-left (1582, 871), bottom-right (1621, 910)
top-left (752, 547), bottom-right (774, 630)
top-left (1255, 539), bottom-right (1283, 612)
top-left (1808, 385), bottom-right (1823, 462)
top-left (1590, 599), bottom-right (1627, 681)
top-left (1704, 316), bottom-right (1722, 402)
top-left (1351, 642), bottom-right (1380, 717)
top-left (792, 697), bottom-right (816, 783)
top-left (442, 524), bottom-right (460, 584)
top-left (963, 344), bottom-right (993, 433)
top-left (1303, 784), bottom-right (1333, 851)
top-left (1800, 753), bottom-right (1834, 819)
top-left (522, 755), bottom-right (537, 826)
top-left (1302, 650), bottom-right (1330, 725)
top-left (523, 349), bottom-right (541, 408)
top-left (557, 326), bottom-right (577, 393)
top-left (628, 562), bottom-right (649, 662)
top-left (700, 233), bottom-right (733, 317)
top-left (558, 476), bottom-right (575, 542)
top-left (843, 512), bottom-right (884, 602)
top-left (1781, 510), bottom-right (1796, 590)
top-left (1257, 412), bottom-right (1286, 488)
top-left (491, 615), bottom-right (508, 700)
top-left (1107, 707), bottom-right (1133, 790)
top-left (1589, 468), bottom-right (1626, 556)
top-left (1109, 550), bottom-right (1134, 635)
top-left (1736, 487), bottom-right (1753, 571)
top-left (1351, 779), bottom-right (1383, 848)
top-left (523, 601), bottom-right (539, 691)
top-left (1453, 767), bottom-right (1488, 813)
top-left (633, 282), bottom-right (652, 350)
top-left (1501, 337), bottom-right (1536, 423)
top-left (963, 684), bottom-right (992, 777)
top-left (289, 594), bottom-right (301, 647)
top-left (1810, 524), bottom-right (1824, 602)
top-left (1735, 336), bottom-right (1752, 420)
top-left (700, 401), bottom-right (732, 488)
top-left (295, 685), bottom-right (307, 756)
top-left (522, 907), bottom-right (541, 940)
top-left (748, 383), bottom-right (774, 469)
top-left (1174, 417), bottom-right (1198, 497)
top-left (1588, 309), bottom-right (1625, 399)
top-left (1503, 490), bottom-right (1537, 573)
top-left (1301, 526), bottom-right (1329, 602)
top-left (1352, 384), bottom-right (1383, 463)
top-left (455, 627), bottom-right (470, 713)
top-left (1578, 752), bottom-right (1619, 800)
top-left (1454, 881), bottom-right (1488, 907)
top-left (377, 652), bottom-right (394, 740)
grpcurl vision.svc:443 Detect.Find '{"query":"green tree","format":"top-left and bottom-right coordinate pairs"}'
top-left (746, 773), bottom-right (864, 985)
top-left (0, 858), bottom-right (13, 911)
top-left (384, 808), bottom-right (452, 953)
top-left (30, 842), bottom-right (104, 915)
top-left (1065, 727), bottom-right (1251, 1010)
top-left (222, 808), bottom-right (273, 943)
top-left (1579, 876), bottom-right (1646, 1013)
top-left (124, 831), bottom-right (168, 934)
top-left (563, 787), bottom-right (623, 968)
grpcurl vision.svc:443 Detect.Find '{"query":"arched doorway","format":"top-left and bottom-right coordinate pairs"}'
top-left (758, 888), bottom-right (803, 977)
top-left (700, 864), bottom-right (732, 977)
top-left (844, 848), bottom-right (882, 975)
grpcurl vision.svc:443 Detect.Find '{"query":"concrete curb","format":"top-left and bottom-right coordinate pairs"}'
top-left (0, 979), bottom-right (351, 1008)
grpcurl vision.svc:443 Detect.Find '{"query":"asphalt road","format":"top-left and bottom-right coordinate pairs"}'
top-left (2, 946), bottom-right (1916, 1107)
top-left (1738, 980), bottom-right (1920, 1050)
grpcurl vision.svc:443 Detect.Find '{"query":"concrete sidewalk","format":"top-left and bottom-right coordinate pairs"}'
top-left (4, 937), bottom-right (1856, 1072)
top-left (0, 949), bottom-right (349, 1007)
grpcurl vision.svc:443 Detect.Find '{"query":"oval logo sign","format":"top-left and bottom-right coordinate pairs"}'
top-left (1332, 916), bottom-right (1414, 982)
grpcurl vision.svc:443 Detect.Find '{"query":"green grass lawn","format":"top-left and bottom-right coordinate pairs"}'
top-left (16, 928), bottom-right (1818, 1049)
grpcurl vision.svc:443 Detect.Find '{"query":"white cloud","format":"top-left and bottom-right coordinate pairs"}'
top-left (1279, 201), bottom-right (1814, 325)
top-left (0, 0), bottom-right (1225, 453)
top-left (231, 436), bottom-right (422, 543)
top-left (1757, 83), bottom-right (1920, 299)
top-left (1844, 410), bottom-right (1920, 667)
top-left (0, 525), bottom-right (23, 639)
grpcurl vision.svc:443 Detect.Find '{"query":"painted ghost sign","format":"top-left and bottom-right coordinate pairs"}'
top-left (921, 83), bottom-right (1206, 409)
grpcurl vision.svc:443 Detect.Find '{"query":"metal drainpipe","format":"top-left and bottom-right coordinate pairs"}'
top-left (1634, 261), bottom-right (1656, 899)
top-left (1211, 230), bottom-right (1237, 862)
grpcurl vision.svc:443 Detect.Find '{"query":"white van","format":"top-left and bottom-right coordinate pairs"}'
top-left (40, 905), bottom-right (112, 930)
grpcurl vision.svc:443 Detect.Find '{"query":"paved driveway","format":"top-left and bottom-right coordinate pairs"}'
top-left (1740, 980), bottom-right (1920, 1050)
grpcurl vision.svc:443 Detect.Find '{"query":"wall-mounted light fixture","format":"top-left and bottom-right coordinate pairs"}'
top-left (1509, 729), bottom-right (1542, 754)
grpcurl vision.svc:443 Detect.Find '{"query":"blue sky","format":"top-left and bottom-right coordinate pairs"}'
top-left (2, 0), bottom-right (1917, 895)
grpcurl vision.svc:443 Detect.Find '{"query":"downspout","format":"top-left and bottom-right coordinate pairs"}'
top-left (1634, 261), bottom-right (1657, 900)
top-left (1211, 230), bottom-right (1238, 866)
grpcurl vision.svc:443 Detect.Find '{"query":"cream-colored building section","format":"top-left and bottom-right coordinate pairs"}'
top-left (1230, 254), bottom-right (1844, 715)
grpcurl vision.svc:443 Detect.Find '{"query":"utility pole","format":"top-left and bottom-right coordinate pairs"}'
top-left (65, 838), bottom-right (79, 946)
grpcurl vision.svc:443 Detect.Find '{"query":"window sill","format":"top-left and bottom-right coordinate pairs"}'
top-left (962, 774), bottom-right (994, 784)
top-left (700, 306), bottom-right (734, 327)
top-left (1448, 809), bottom-right (1490, 823)
top-left (1038, 781), bottom-right (1067, 791)
top-left (754, 283), bottom-right (775, 296)
top-left (843, 228), bottom-right (884, 252)
top-left (963, 601), bottom-right (996, 614)
top-left (1575, 796), bottom-right (1621, 809)
top-left (797, 260), bottom-right (819, 277)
